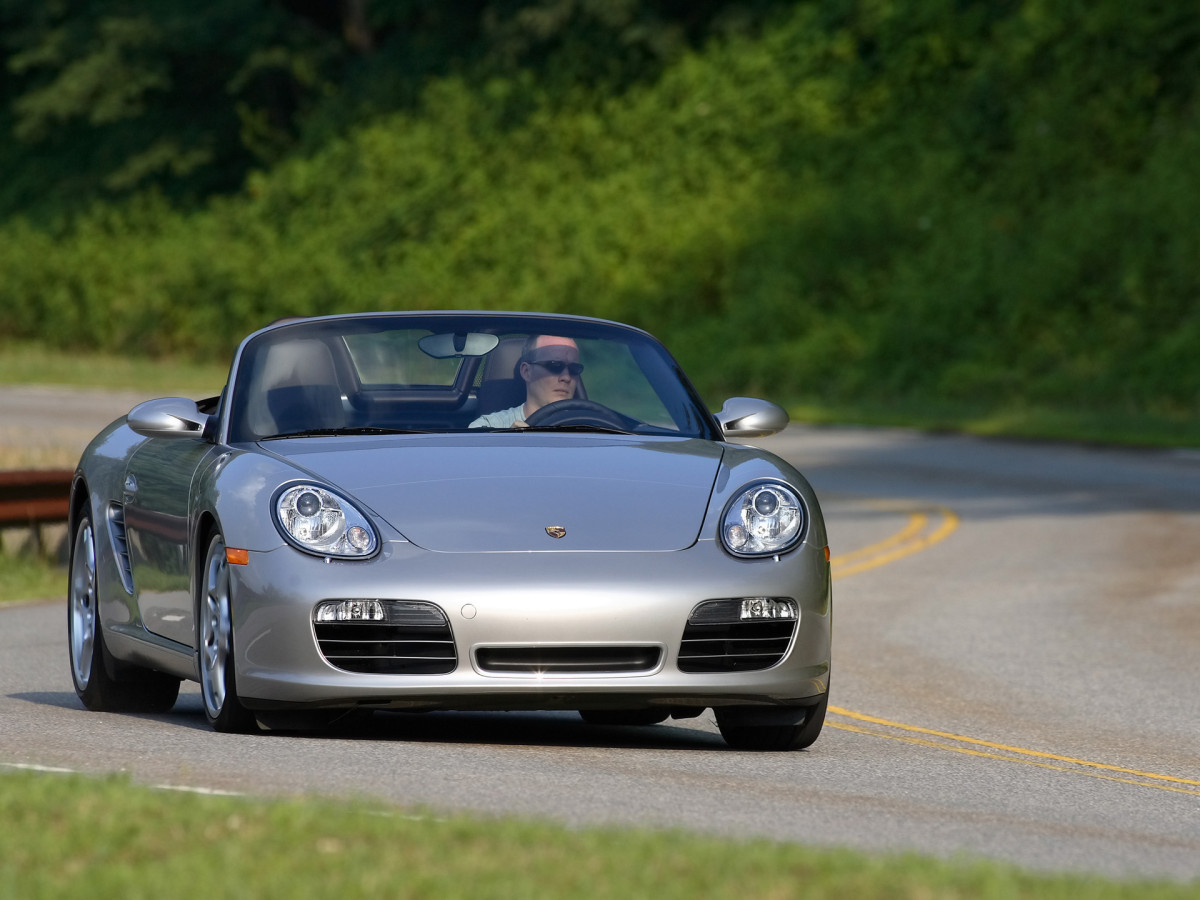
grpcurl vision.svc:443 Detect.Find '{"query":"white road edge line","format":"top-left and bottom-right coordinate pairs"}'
top-left (3, 762), bottom-right (77, 774)
top-left (4, 762), bottom-right (244, 797)
top-left (151, 783), bottom-right (246, 797)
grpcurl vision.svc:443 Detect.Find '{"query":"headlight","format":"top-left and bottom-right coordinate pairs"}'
top-left (720, 481), bottom-right (805, 557)
top-left (275, 484), bottom-right (378, 559)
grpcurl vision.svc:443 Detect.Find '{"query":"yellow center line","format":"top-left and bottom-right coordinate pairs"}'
top-left (829, 505), bottom-right (959, 578)
top-left (825, 721), bottom-right (1200, 797)
top-left (830, 514), bottom-right (928, 564)
top-left (825, 500), bottom-right (1199, 794)
top-left (827, 707), bottom-right (1200, 789)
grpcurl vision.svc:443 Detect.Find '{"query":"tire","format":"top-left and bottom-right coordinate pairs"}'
top-left (68, 510), bottom-right (181, 713)
top-left (578, 709), bottom-right (671, 727)
top-left (716, 692), bottom-right (828, 752)
top-left (198, 531), bottom-right (257, 733)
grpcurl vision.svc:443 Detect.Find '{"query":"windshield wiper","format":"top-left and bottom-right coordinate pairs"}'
top-left (263, 426), bottom-right (427, 440)
top-left (518, 424), bottom-right (633, 435)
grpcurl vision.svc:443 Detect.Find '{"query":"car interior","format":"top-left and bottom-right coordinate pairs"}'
top-left (220, 315), bottom-right (719, 442)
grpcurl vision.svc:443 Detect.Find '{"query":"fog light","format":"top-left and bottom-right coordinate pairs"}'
top-left (740, 598), bottom-right (796, 620)
top-left (315, 599), bottom-right (385, 622)
top-left (688, 597), bottom-right (798, 625)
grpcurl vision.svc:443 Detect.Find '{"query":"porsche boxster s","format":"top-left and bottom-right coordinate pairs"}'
top-left (68, 311), bottom-right (831, 750)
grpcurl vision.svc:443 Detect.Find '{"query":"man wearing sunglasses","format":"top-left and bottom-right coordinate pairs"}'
top-left (470, 335), bottom-right (583, 428)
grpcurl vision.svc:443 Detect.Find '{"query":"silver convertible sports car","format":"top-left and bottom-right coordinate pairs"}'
top-left (68, 312), bottom-right (831, 750)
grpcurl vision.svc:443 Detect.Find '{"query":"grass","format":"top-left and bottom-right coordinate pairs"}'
top-left (0, 552), bottom-right (64, 605)
top-left (0, 769), bottom-right (1195, 899)
top-left (0, 340), bottom-right (228, 395)
top-left (0, 445), bottom-right (79, 470)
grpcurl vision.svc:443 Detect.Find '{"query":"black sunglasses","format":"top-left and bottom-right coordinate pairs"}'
top-left (528, 359), bottom-right (584, 377)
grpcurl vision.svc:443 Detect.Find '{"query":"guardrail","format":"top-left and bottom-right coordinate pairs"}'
top-left (0, 469), bottom-right (73, 529)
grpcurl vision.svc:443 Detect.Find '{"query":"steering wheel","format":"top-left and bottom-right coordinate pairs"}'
top-left (524, 399), bottom-right (633, 430)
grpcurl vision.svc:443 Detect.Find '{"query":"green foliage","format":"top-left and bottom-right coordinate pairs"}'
top-left (0, 1), bottom-right (789, 220)
top-left (0, 0), bottom-right (342, 215)
top-left (0, 555), bottom-right (64, 603)
top-left (0, 0), bottom-right (1196, 421)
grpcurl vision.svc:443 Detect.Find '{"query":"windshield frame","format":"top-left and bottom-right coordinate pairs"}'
top-left (222, 312), bottom-right (721, 444)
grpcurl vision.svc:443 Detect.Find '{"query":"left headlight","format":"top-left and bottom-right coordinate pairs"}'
top-left (275, 484), bottom-right (379, 559)
top-left (720, 481), bottom-right (805, 557)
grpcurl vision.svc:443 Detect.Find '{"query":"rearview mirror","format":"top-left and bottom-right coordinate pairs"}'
top-left (418, 332), bottom-right (501, 359)
top-left (715, 397), bottom-right (789, 438)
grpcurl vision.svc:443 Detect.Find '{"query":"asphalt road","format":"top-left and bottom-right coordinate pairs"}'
top-left (2, 388), bottom-right (1198, 882)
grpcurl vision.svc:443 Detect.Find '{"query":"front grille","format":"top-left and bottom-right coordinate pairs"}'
top-left (678, 598), bottom-right (797, 673)
top-left (314, 601), bottom-right (456, 675)
top-left (475, 646), bottom-right (662, 675)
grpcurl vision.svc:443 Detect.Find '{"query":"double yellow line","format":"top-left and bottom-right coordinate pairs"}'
top-left (829, 502), bottom-right (959, 579)
top-left (824, 499), bottom-right (1200, 796)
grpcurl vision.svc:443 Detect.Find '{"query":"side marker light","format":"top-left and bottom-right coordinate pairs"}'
top-left (225, 547), bottom-right (250, 566)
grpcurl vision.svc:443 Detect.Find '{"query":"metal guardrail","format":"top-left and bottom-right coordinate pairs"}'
top-left (0, 469), bottom-right (73, 529)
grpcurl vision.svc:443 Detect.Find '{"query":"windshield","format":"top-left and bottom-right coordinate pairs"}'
top-left (226, 313), bottom-right (719, 442)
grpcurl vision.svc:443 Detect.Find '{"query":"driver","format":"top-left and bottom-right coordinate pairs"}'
top-left (470, 335), bottom-right (582, 428)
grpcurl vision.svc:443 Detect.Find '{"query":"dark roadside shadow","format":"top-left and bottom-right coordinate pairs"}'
top-left (11, 689), bottom-right (729, 751)
top-left (11, 691), bottom-right (80, 710)
top-left (325, 708), bottom-right (728, 751)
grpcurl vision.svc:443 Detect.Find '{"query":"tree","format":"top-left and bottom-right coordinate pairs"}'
top-left (0, 1), bottom-right (341, 215)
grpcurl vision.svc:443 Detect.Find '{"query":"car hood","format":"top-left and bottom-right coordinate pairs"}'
top-left (268, 434), bottom-right (725, 552)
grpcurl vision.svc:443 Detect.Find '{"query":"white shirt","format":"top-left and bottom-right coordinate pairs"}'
top-left (469, 403), bottom-right (527, 428)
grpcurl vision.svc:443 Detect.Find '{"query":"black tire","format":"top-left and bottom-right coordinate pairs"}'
top-left (578, 709), bottom-right (671, 727)
top-left (68, 510), bottom-right (181, 713)
top-left (716, 692), bottom-right (828, 752)
top-left (197, 531), bottom-right (258, 733)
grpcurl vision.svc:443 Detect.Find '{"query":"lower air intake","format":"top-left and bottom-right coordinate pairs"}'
top-left (678, 598), bottom-right (798, 673)
top-left (476, 646), bottom-right (662, 675)
top-left (314, 600), bottom-right (456, 675)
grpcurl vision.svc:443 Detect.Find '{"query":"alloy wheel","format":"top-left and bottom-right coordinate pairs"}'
top-left (200, 536), bottom-right (232, 718)
top-left (69, 519), bottom-right (97, 689)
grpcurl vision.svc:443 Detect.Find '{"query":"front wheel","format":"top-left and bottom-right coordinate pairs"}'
top-left (198, 532), bottom-right (257, 733)
top-left (68, 509), bottom-right (180, 713)
top-left (716, 692), bottom-right (828, 751)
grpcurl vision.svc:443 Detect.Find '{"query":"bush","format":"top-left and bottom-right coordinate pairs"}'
top-left (0, 1), bottom-right (1196, 416)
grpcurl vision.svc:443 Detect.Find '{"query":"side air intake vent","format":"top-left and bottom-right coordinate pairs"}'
top-left (106, 504), bottom-right (134, 594)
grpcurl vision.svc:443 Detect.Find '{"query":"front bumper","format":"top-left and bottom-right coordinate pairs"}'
top-left (230, 537), bottom-right (831, 712)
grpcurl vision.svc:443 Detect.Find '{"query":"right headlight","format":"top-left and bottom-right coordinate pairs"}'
top-left (274, 483), bottom-right (379, 559)
top-left (720, 481), bottom-right (805, 557)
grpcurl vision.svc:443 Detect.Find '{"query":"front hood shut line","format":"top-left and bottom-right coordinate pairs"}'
top-left (272, 435), bottom-right (726, 553)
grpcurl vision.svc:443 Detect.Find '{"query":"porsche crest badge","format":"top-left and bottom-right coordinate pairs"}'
top-left (545, 526), bottom-right (567, 539)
